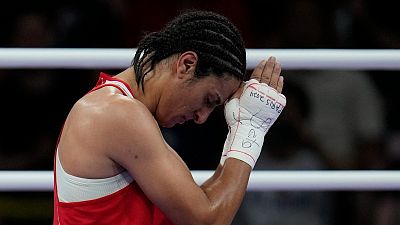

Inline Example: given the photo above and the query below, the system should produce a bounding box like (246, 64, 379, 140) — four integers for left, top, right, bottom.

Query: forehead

(195, 74, 241, 99)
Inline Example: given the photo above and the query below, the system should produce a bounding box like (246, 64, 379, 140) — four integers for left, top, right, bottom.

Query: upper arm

(103, 99, 214, 225)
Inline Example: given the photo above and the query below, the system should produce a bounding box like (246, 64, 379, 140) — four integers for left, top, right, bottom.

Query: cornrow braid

(132, 10, 247, 91)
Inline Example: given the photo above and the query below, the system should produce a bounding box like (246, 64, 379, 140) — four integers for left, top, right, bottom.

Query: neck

(115, 67, 161, 115)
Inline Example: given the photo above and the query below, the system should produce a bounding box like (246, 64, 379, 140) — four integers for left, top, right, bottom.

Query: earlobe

(177, 51, 198, 79)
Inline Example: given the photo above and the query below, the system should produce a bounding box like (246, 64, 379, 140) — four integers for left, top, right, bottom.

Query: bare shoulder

(73, 90, 160, 150)
(77, 91, 177, 178)
(59, 89, 163, 177)
(102, 94, 162, 145)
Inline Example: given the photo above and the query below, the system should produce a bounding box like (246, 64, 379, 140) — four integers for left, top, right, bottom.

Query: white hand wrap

(220, 79, 286, 168)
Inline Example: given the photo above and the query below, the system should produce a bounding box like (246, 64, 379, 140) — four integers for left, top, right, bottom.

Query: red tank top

(53, 73, 174, 225)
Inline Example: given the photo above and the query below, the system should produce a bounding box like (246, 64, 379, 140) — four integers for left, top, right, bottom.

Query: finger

(269, 61, 281, 89)
(261, 56, 276, 85)
(250, 60, 267, 81)
(276, 76, 284, 93)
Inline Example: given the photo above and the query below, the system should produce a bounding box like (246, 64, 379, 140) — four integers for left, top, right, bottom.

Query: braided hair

(132, 10, 247, 90)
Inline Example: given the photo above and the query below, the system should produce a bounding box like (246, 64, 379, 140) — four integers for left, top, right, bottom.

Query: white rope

(1, 48, 399, 192)
(1, 170, 400, 191)
(1, 48, 400, 70)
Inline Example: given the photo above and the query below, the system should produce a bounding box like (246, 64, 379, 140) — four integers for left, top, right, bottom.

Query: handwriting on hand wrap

(249, 90, 284, 113)
(250, 110, 272, 132)
(242, 128, 260, 149)
(232, 85, 284, 149)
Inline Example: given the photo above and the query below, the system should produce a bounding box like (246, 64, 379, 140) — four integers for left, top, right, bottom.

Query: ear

(176, 51, 198, 79)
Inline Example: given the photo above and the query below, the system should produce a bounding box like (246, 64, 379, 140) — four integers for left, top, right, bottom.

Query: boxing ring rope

(1, 48, 400, 70)
(1, 171, 400, 192)
(1, 48, 400, 192)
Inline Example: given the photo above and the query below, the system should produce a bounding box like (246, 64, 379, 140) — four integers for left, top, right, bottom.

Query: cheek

(176, 89, 199, 111)
(155, 97, 175, 123)
(161, 86, 203, 120)
(158, 97, 186, 120)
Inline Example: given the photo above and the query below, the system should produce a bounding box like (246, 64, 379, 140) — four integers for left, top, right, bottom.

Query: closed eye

(205, 93, 222, 108)
(215, 93, 222, 106)
(205, 97, 214, 108)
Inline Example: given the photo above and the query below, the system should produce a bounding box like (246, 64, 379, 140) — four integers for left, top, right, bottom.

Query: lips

(177, 115, 191, 125)
(168, 114, 193, 127)
(176, 117, 183, 124)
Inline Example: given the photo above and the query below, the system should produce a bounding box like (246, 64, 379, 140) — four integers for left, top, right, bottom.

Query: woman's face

(156, 74, 241, 128)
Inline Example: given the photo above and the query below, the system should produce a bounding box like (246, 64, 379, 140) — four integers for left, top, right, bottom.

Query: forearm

(201, 164, 223, 189)
(196, 71, 286, 224)
(200, 158, 251, 225)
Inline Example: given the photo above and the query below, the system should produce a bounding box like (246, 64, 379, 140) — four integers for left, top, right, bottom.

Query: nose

(193, 107, 213, 124)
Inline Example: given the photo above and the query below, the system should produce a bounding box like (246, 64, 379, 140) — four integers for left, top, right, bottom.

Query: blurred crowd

(0, 0, 399, 224)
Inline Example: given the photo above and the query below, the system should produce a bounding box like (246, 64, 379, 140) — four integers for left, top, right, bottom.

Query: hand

(232, 56, 284, 99)
(220, 56, 286, 168)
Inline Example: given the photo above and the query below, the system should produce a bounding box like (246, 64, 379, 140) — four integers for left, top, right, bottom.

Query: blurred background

(0, 0, 399, 224)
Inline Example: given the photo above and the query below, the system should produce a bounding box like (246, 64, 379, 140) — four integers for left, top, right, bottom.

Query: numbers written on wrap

(242, 128, 260, 149)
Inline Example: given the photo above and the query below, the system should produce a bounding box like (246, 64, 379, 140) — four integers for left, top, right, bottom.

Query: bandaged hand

(220, 57, 286, 168)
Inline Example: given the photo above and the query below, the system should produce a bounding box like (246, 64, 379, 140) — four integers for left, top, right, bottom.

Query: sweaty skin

(57, 53, 283, 225)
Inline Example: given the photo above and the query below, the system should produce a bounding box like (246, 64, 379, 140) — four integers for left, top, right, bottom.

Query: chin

(161, 123, 174, 128)
(158, 119, 176, 128)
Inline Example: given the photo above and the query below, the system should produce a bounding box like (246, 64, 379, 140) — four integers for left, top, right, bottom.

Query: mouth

(163, 115, 192, 128)
(177, 114, 194, 125)
(163, 116, 185, 128)
(178, 116, 186, 125)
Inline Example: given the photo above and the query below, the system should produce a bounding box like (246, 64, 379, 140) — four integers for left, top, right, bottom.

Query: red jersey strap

(90, 72, 135, 98)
